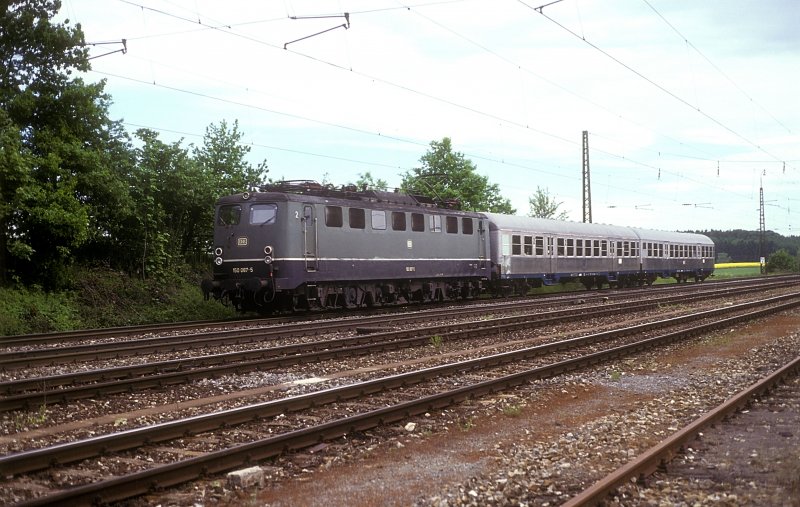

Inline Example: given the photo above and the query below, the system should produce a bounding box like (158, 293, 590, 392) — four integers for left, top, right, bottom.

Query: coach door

(302, 204, 318, 271)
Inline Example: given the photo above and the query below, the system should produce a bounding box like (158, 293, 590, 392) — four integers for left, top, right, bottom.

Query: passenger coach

(485, 213, 714, 292)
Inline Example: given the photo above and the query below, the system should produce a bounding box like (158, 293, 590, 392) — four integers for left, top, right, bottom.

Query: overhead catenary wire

(92, 0, 796, 225)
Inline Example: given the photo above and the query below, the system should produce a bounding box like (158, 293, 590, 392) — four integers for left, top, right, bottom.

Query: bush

(766, 249, 798, 273)
(0, 287, 80, 336)
(0, 265, 237, 336)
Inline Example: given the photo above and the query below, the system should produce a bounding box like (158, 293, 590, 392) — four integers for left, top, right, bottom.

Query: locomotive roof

(484, 213, 713, 244)
(216, 181, 484, 217)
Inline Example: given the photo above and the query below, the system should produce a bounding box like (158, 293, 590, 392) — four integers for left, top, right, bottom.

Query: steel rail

(1, 279, 791, 371)
(12, 296, 800, 507)
(1, 287, 789, 410)
(2, 275, 793, 349)
(561, 354, 800, 507)
(3, 294, 799, 481)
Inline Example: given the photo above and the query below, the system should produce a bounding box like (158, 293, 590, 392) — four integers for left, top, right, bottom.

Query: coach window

(502, 234, 511, 255)
(535, 236, 544, 256)
(576, 239, 583, 257)
(557, 238, 565, 256)
(594, 240, 600, 257)
(325, 206, 343, 227)
(524, 236, 533, 255)
(601, 240, 608, 257)
(446, 216, 458, 234)
(349, 208, 365, 229)
(411, 213, 425, 232)
(616, 242, 623, 257)
(391, 212, 407, 231)
(371, 210, 386, 230)
(430, 215, 442, 233)
(462, 218, 473, 234)
(566, 238, 574, 257)
(218, 204, 242, 226)
(511, 235, 522, 255)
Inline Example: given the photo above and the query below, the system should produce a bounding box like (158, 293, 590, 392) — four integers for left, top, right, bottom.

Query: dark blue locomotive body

(202, 181, 715, 313)
(202, 181, 489, 312)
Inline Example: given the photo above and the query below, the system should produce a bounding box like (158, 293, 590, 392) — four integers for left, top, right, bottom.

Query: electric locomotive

(202, 180, 490, 313)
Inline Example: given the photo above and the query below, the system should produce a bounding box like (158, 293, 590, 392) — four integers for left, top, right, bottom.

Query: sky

(57, 0, 800, 234)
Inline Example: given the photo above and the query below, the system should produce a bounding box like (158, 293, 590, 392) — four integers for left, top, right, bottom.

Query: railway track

(0, 281, 794, 411)
(3, 275, 795, 351)
(563, 353, 800, 506)
(3, 291, 799, 505)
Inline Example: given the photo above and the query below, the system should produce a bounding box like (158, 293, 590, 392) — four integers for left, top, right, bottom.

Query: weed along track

(1, 280, 800, 505)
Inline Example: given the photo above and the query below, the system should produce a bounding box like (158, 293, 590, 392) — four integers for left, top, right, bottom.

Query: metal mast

(759, 182, 765, 274)
(582, 130, 592, 223)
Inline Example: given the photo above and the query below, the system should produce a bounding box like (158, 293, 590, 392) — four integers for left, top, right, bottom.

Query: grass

(502, 404, 522, 417)
(429, 334, 443, 348)
(712, 265, 762, 279)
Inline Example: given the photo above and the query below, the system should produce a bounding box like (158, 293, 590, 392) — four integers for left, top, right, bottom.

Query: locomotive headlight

(214, 256, 224, 266)
(264, 245, 274, 255)
(214, 247, 223, 256)
(264, 255, 273, 265)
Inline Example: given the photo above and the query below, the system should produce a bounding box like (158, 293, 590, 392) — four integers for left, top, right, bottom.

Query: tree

(766, 248, 797, 273)
(1, 0, 131, 287)
(400, 138, 514, 214)
(352, 171, 388, 191)
(528, 186, 569, 220)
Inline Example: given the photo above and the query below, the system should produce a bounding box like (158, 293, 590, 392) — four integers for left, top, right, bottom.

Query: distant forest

(690, 230, 800, 263)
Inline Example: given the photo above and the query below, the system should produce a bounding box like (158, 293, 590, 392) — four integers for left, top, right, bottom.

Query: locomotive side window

(349, 208, 365, 229)
(218, 205, 242, 226)
(249, 204, 277, 225)
(430, 215, 442, 233)
(535, 236, 544, 256)
(391, 212, 406, 231)
(462, 218, 473, 235)
(446, 216, 458, 234)
(371, 210, 386, 230)
(524, 236, 533, 255)
(325, 206, 343, 227)
(512, 235, 521, 255)
(411, 213, 425, 232)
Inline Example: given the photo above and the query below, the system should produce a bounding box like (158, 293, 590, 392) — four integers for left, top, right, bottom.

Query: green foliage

(702, 229, 800, 263)
(528, 186, 569, 220)
(0, 268, 236, 336)
(0, 286, 80, 335)
(351, 171, 388, 191)
(400, 138, 515, 214)
(766, 248, 798, 273)
(429, 334, 444, 348)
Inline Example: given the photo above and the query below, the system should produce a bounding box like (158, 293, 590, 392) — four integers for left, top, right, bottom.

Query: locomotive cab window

(349, 208, 365, 229)
(249, 204, 277, 225)
(411, 213, 425, 232)
(325, 206, 343, 227)
(218, 205, 242, 226)
(371, 210, 386, 230)
(392, 212, 406, 231)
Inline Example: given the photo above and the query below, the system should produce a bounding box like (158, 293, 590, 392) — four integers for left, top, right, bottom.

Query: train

(201, 180, 715, 313)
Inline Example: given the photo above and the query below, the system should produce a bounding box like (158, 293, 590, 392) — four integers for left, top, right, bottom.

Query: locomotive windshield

(217, 205, 242, 226)
(250, 203, 277, 225)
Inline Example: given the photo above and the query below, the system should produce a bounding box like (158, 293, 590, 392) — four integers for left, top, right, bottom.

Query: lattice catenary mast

(582, 130, 592, 223)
